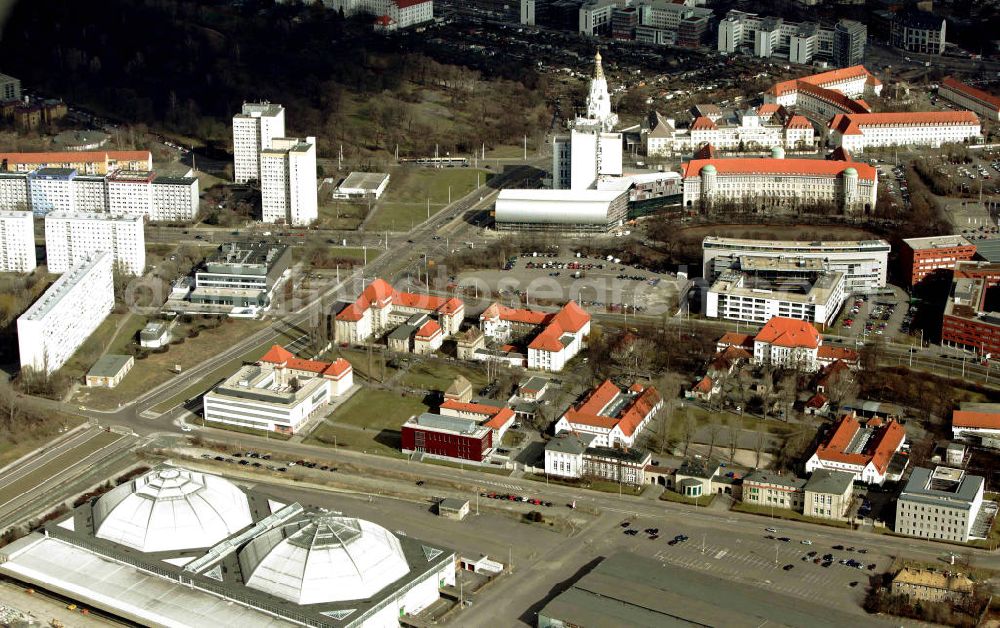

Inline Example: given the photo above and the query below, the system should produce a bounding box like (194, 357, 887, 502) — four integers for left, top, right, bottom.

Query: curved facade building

(681, 157, 877, 214)
(495, 188, 628, 233)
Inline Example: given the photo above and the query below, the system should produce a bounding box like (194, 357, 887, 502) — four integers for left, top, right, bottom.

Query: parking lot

(456, 251, 684, 316)
(615, 517, 881, 611)
(833, 289, 918, 344)
(876, 163, 910, 208)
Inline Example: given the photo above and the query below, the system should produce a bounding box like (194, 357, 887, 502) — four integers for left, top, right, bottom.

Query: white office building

(717, 10, 866, 67)
(45, 211, 146, 276)
(322, 0, 433, 29)
(17, 252, 114, 374)
(702, 236, 890, 293)
(896, 466, 986, 543)
(829, 111, 982, 152)
(232, 102, 285, 184)
(706, 266, 847, 327)
(261, 136, 317, 226)
(0, 210, 36, 272)
(647, 106, 816, 157)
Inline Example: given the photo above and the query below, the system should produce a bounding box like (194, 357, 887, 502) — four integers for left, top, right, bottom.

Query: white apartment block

(45, 211, 146, 276)
(0, 173, 29, 212)
(261, 136, 317, 226)
(150, 176, 199, 222)
(17, 252, 114, 374)
(27, 168, 76, 216)
(73, 175, 108, 212)
(0, 170, 197, 222)
(829, 111, 982, 152)
(106, 170, 155, 216)
(0, 211, 36, 272)
(702, 236, 890, 293)
(681, 158, 878, 214)
(232, 102, 285, 184)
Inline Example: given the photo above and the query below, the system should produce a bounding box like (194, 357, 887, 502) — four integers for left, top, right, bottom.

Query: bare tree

(726, 417, 740, 464)
(823, 367, 858, 413)
(611, 337, 655, 380)
(753, 427, 766, 469)
(679, 409, 697, 457)
(777, 373, 798, 422)
(706, 419, 721, 460)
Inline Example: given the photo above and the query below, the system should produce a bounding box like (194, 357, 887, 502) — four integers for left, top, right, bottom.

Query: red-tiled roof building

(0, 150, 152, 175)
(938, 77, 1000, 122)
(829, 111, 981, 152)
(334, 277, 464, 348)
(680, 155, 877, 214)
(805, 412, 907, 484)
(554, 380, 663, 448)
(480, 301, 590, 372)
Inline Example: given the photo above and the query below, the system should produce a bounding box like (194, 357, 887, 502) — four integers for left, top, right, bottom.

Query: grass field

(659, 490, 717, 507)
(306, 388, 430, 459)
(147, 325, 300, 414)
(201, 420, 293, 441)
(321, 389, 429, 430)
(316, 200, 367, 231)
(731, 502, 851, 528)
(77, 319, 273, 412)
(524, 473, 643, 496)
(366, 167, 489, 232)
(0, 430, 121, 507)
(398, 360, 489, 391)
(0, 415, 85, 471)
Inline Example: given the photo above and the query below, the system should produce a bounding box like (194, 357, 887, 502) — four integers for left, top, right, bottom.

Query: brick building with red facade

(941, 261, 1000, 358)
(900, 235, 977, 286)
(401, 413, 493, 463)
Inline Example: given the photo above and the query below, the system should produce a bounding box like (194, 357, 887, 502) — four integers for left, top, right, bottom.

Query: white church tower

(577, 50, 618, 132)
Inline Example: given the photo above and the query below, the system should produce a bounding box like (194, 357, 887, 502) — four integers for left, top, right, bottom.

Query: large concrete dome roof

(93, 466, 253, 553)
(239, 514, 411, 605)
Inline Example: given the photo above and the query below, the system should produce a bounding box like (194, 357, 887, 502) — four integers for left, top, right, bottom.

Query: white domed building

(0, 465, 457, 627)
(93, 467, 254, 552)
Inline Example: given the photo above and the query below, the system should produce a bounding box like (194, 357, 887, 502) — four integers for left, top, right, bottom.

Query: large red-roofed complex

(681, 155, 877, 213)
(480, 301, 591, 372)
(334, 278, 464, 348)
(554, 380, 663, 448)
(765, 65, 882, 120)
(260, 344, 354, 396)
(829, 111, 981, 152)
(805, 412, 907, 485)
(938, 77, 1000, 122)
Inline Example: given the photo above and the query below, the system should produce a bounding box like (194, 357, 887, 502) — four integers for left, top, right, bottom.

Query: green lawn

(659, 489, 716, 507)
(366, 168, 489, 232)
(731, 502, 851, 528)
(0, 414, 85, 470)
(398, 360, 488, 391)
(323, 348, 401, 383)
(321, 388, 430, 430)
(424, 458, 512, 476)
(524, 473, 644, 496)
(316, 201, 366, 230)
(201, 420, 293, 441)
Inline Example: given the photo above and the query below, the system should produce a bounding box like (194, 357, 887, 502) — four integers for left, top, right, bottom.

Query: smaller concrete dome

(701, 164, 717, 174)
(842, 167, 857, 176)
(239, 514, 411, 605)
(771, 146, 785, 159)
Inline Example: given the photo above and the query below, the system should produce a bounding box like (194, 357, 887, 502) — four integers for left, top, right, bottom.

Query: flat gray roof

(804, 469, 854, 495)
(900, 466, 984, 509)
(87, 354, 132, 378)
(339, 172, 389, 191)
(546, 432, 596, 455)
(539, 552, 891, 628)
